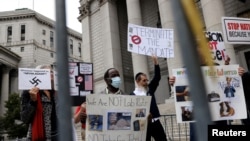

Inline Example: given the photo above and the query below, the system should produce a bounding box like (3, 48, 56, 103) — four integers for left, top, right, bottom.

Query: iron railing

(158, 114, 190, 141)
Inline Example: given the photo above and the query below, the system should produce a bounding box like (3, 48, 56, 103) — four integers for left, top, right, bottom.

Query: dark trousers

(146, 119, 167, 141)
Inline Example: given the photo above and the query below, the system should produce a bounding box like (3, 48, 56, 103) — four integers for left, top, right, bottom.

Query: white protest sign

(127, 23, 174, 58)
(18, 68, 51, 90)
(173, 65, 247, 123)
(221, 17, 250, 44)
(85, 94, 151, 141)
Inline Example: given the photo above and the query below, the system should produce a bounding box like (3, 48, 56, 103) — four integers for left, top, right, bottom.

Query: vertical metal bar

(55, 0, 73, 140)
(170, 1, 213, 141)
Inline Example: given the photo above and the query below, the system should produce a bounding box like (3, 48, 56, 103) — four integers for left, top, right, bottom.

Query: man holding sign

(131, 55, 167, 141)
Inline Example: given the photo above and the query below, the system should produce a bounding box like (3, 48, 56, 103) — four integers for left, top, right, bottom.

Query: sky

(0, 0, 82, 33)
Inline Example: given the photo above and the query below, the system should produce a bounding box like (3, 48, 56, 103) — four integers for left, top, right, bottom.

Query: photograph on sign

(107, 112, 131, 130)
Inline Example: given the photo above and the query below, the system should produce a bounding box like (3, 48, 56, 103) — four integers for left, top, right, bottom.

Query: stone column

(10, 69, 19, 94)
(200, 0, 237, 64)
(126, 0, 149, 78)
(78, 0, 91, 62)
(0, 66, 10, 116)
(158, 0, 183, 76)
(99, 0, 125, 90)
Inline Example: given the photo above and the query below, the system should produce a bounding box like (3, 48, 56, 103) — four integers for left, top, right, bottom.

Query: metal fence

(158, 114, 190, 141)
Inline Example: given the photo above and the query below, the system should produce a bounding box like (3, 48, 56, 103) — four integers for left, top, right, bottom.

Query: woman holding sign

(20, 64, 58, 141)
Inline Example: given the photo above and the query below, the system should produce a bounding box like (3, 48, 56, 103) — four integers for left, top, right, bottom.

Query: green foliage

(0, 93, 28, 138)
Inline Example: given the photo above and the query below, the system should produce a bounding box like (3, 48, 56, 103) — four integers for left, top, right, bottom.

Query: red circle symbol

(131, 35, 141, 45)
(77, 76, 83, 82)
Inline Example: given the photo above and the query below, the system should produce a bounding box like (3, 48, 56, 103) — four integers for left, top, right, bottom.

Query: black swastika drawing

(29, 77, 42, 86)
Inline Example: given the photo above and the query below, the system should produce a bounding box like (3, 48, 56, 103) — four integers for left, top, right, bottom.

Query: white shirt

(133, 87, 147, 96)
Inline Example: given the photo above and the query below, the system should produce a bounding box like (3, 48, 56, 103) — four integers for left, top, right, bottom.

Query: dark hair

(104, 68, 115, 80)
(135, 72, 144, 81)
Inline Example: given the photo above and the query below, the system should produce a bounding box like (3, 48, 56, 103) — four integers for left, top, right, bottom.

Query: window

(20, 47, 24, 52)
(78, 43, 82, 57)
(21, 25, 25, 41)
(156, 11, 162, 28)
(50, 31, 54, 47)
(70, 46, 73, 55)
(42, 29, 46, 35)
(50, 52, 54, 58)
(43, 40, 46, 45)
(7, 26, 12, 42)
(69, 39, 73, 55)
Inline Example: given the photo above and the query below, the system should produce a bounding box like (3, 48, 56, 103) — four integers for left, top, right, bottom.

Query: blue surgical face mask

(111, 76, 121, 88)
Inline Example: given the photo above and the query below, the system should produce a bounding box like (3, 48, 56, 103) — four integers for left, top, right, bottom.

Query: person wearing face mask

(130, 55, 167, 141)
(100, 68, 125, 94)
(74, 68, 125, 140)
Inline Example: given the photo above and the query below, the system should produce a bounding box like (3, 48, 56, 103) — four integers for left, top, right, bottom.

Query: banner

(172, 65, 247, 123)
(85, 94, 151, 141)
(127, 23, 174, 58)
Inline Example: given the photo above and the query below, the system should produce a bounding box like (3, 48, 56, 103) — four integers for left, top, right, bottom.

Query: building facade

(0, 8, 83, 116)
(78, 0, 250, 104)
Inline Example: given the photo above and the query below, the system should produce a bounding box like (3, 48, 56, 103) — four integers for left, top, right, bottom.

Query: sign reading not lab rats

(127, 23, 174, 58)
(221, 17, 250, 44)
(18, 68, 51, 90)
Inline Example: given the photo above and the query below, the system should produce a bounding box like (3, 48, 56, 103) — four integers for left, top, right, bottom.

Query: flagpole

(32, 0, 34, 10)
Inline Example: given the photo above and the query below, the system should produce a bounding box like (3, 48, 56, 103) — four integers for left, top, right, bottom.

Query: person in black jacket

(131, 55, 167, 141)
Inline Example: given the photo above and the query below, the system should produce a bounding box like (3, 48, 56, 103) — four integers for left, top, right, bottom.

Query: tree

(0, 93, 28, 139)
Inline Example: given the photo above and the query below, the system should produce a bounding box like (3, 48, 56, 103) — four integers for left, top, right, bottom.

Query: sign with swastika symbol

(18, 68, 51, 90)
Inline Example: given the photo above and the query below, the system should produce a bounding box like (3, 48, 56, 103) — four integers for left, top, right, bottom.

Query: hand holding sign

(29, 87, 39, 101)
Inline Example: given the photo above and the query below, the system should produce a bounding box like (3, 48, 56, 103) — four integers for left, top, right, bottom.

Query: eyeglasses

(142, 79, 148, 82)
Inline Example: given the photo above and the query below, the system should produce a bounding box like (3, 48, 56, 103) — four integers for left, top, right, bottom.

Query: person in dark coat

(131, 55, 167, 141)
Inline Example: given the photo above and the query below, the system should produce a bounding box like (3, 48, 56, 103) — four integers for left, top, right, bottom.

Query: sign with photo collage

(70, 62, 93, 106)
(54, 62, 93, 106)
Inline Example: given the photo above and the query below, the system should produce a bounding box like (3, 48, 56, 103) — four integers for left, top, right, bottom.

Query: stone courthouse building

(0, 9, 82, 116)
(0, 0, 249, 140)
(78, 0, 250, 100)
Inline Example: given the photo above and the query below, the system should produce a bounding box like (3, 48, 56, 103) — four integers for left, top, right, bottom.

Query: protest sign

(54, 62, 93, 106)
(127, 23, 174, 58)
(221, 17, 250, 44)
(172, 65, 247, 123)
(204, 31, 228, 65)
(85, 94, 151, 141)
(18, 68, 51, 90)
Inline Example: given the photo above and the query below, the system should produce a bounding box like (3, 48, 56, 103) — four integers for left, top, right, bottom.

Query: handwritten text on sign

(127, 23, 174, 58)
(85, 94, 151, 141)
